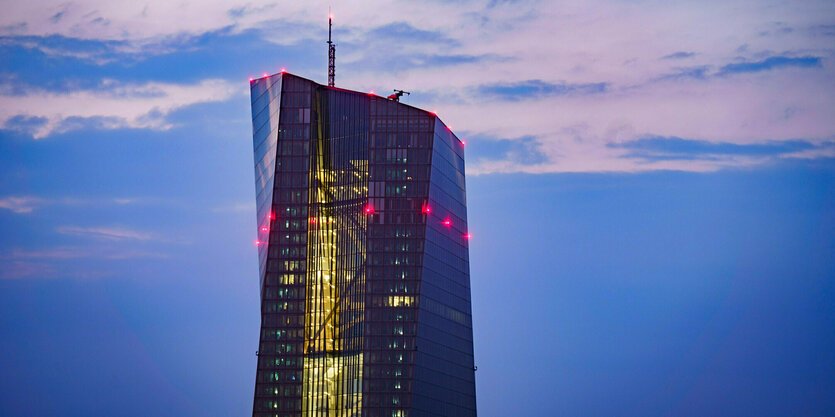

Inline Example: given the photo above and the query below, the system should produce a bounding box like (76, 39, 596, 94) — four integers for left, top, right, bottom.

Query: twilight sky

(1, 1, 833, 416)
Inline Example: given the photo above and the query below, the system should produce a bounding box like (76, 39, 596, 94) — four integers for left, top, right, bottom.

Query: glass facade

(250, 72, 476, 417)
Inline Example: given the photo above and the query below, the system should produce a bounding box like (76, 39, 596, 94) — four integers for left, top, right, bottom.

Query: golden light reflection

(302, 110, 367, 417)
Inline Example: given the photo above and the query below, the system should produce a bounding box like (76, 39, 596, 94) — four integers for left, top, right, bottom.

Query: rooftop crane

(387, 89, 410, 102)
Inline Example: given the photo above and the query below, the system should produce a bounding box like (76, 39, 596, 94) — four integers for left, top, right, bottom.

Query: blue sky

(1, 1, 834, 416)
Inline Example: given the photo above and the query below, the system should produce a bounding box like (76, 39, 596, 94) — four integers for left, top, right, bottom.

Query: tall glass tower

(250, 72, 476, 417)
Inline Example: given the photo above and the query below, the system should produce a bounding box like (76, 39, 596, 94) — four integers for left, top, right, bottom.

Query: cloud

(808, 24, 835, 37)
(0, 247, 167, 279)
(1, 35, 123, 65)
(0, 260, 55, 279)
(610, 137, 825, 162)
(0, 78, 242, 138)
(368, 22, 458, 46)
(6, 246, 168, 260)
(113, 198, 140, 205)
(0, 196, 45, 213)
(662, 51, 696, 60)
(478, 80, 607, 101)
(2, 115, 48, 135)
(227, 4, 278, 20)
(54, 224, 190, 244)
(212, 202, 256, 213)
(466, 134, 548, 165)
(336, 20, 511, 73)
(56, 226, 154, 241)
(654, 55, 822, 82)
(655, 66, 711, 81)
(1, 0, 834, 173)
(718, 56, 823, 75)
(0, 1, 490, 45)
(444, 63, 834, 174)
(0, 195, 153, 213)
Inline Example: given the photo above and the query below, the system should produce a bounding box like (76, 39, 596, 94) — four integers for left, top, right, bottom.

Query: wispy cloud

(55, 226, 154, 241)
(478, 80, 607, 101)
(6, 246, 168, 260)
(212, 202, 256, 213)
(662, 51, 696, 60)
(0, 247, 168, 279)
(610, 136, 825, 162)
(0, 260, 55, 279)
(0, 78, 242, 138)
(367, 22, 459, 47)
(654, 65, 711, 81)
(1, 0, 833, 173)
(0, 195, 152, 213)
(1, 35, 125, 65)
(718, 56, 823, 75)
(0, 196, 45, 213)
(466, 134, 548, 165)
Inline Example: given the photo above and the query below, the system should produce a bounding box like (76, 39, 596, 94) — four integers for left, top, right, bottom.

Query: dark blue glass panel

(250, 75, 282, 289)
(411, 118, 476, 416)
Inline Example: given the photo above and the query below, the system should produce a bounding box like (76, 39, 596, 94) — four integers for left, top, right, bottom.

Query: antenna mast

(327, 11, 335, 87)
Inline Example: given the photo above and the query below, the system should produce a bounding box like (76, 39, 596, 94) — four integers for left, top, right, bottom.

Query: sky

(0, 1, 833, 416)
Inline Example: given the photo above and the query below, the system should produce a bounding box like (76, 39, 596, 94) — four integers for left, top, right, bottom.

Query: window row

(367, 224, 424, 239)
(256, 383, 302, 397)
(257, 355, 302, 369)
(263, 287, 304, 300)
(370, 132, 433, 148)
(263, 301, 304, 312)
(369, 115, 432, 131)
(267, 259, 306, 273)
(263, 273, 305, 286)
(364, 365, 413, 378)
(279, 107, 310, 124)
(370, 166, 431, 181)
(277, 124, 310, 141)
(268, 246, 307, 258)
(269, 232, 307, 245)
(367, 281, 416, 294)
(364, 322, 416, 336)
(368, 295, 415, 308)
(258, 342, 303, 356)
(371, 149, 432, 164)
(261, 313, 305, 327)
(368, 253, 422, 266)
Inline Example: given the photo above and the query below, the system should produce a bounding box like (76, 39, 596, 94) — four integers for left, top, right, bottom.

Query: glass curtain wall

(251, 73, 476, 417)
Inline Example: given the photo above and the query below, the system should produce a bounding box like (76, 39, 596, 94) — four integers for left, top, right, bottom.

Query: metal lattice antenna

(328, 11, 335, 87)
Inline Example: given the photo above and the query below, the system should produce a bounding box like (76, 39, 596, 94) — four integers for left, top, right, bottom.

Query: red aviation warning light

(262, 73, 268, 78)
(421, 204, 432, 214)
(442, 218, 452, 227)
(261, 226, 269, 232)
(309, 217, 317, 224)
(281, 67, 286, 73)
(269, 211, 275, 220)
(364, 205, 375, 214)
(255, 240, 262, 246)
(464, 232, 472, 240)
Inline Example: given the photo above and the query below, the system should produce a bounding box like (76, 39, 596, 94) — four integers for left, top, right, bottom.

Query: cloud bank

(1, 0, 833, 173)
(0, 78, 242, 138)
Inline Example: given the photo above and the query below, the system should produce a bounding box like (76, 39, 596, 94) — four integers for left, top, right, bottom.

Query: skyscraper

(250, 72, 476, 417)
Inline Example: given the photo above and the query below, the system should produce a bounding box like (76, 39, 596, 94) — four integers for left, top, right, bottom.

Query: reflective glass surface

(250, 73, 476, 417)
